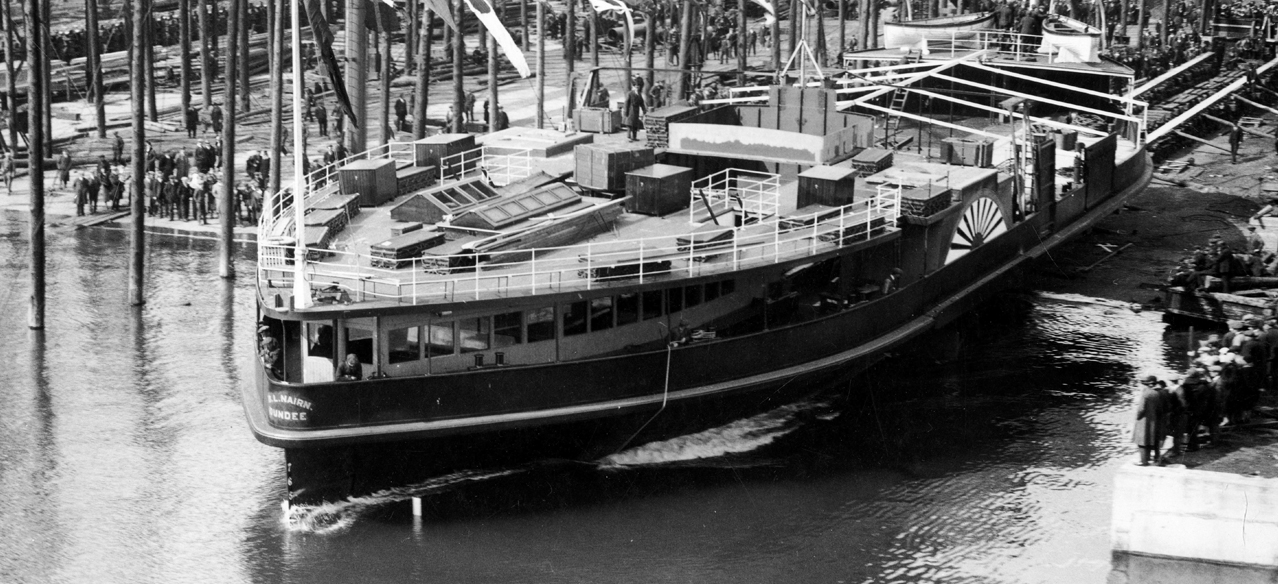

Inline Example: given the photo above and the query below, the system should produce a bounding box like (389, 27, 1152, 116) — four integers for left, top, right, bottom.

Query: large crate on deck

(625, 164, 692, 217)
(370, 228, 446, 269)
(421, 236, 486, 274)
(413, 133, 476, 169)
(798, 165, 857, 208)
(940, 138, 993, 167)
(339, 159, 398, 207)
(574, 142, 655, 191)
(851, 148, 894, 176)
(312, 193, 361, 220)
(574, 107, 622, 133)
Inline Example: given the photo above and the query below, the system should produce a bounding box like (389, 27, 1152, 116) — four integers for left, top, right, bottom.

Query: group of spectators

(1166, 230, 1272, 293)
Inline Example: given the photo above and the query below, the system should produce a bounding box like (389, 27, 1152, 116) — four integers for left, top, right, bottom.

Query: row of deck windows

(386, 279, 735, 363)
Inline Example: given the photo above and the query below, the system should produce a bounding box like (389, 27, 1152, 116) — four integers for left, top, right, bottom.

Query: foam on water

(596, 399, 829, 468)
(284, 468, 524, 534)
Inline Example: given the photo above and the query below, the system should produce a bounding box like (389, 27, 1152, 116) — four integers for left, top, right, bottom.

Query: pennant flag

(589, 0, 635, 54)
(463, 0, 532, 77)
(422, 0, 458, 32)
(306, 0, 359, 128)
(364, 0, 402, 32)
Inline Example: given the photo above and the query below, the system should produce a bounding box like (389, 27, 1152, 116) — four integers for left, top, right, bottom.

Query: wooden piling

(87, 0, 106, 137)
(145, 12, 157, 122)
(3, 0, 17, 152)
(643, 7, 655, 93)
(239, 0, 249, 113)
(26, 0, 45, 328)
(128, 0, 147, 306)
(413, 8, 431, 139)
(589, 1, 598, 67)
(220, 0, 238, 280)
(488, 3, 498, 134)
(41, 0, 50, 158)
(452, 0, 464, 133)
(737, 0, 746, 85)
(676, 0, 692, 99)
(838, 0, 845, 60)
(179, 0, 190, 119)
(345, 0, 368, 153)
(199, 0, 211, 107)
(771, 5, 780, 72)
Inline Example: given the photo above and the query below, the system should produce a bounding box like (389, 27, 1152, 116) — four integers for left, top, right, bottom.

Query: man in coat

(624, 85, 646, 141)
(394, 96, 408, 133)
(57, 149, 72, 188)
(1133, 375, 1166, 465)
(316, 101, 329, 137)
(185, 106, 199, 138)
(112, 132, 125, 165)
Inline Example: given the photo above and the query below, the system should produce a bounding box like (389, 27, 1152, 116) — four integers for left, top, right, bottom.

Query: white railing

(689, 169, 781, 224)
(844, 29, 1065, 67)
(439, 146, 533, 187)
(257, 188, 904, 306)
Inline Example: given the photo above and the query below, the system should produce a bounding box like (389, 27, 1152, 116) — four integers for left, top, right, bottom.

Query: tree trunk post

(239, 0, 249, 112)
(269, 0, 282, 202)
(414, 8, 432, 139)
(220, 0, 238, 280)
(644, 9, 655, 91)
(179, 0, 191, 127)
(129, 0, 148, 305)
(488, 1, 498, 133)
(145, 11, 158, 121)
(452, 0, 464, 133)
(346, 0, 368, 153)
(26, 0, 45, 327)
(676, 0, 693, 99)
(3, 0, 17, 152)
(379, 10, 391, 145)
(86, 0, 107, 137)
(199, 0, 211, 108)
(536, 0, 544, 128)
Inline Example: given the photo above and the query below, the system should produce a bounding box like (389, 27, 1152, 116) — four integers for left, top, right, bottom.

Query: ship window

(590, 297, 614, 331)
(617, 293, 639, 326)
(667, 287, 684, 313)
(685, 285, 702, 308)
(346, 326, 375, 365)
(458, 318, 490, 353)
(705, 281, 722, 301)
(388, 326, 422, 363)
(494, 312, 523, 347)
(722, 279, 736, 295)
(425, 322, 455, 357)
(563, 301, 589, 336)
(642, 289, 663, 320)
(527, 307, 556, 343)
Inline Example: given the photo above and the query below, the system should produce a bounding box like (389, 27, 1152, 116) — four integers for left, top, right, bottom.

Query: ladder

(884, 89, 909, 148)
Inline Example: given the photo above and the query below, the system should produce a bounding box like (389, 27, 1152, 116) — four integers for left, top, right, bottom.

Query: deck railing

(257, 185, 902, 305)
(689, 169, 781, 223)
(843, 29, 1076, 67)
(439, 146, 533, 187)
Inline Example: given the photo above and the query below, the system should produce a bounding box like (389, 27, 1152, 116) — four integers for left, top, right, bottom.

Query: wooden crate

(625, 164, 692, 217)
(798, 165, 857, 208)
(940, 138, 993, 167)
(421, 236, 484, 274)
(574, 142, 656, 191)
(851, 148, 893, 175)
(370, 229, 446, 269)
(575, 107, 622, 133)
(304, 208, 348, 234)
(312, 193, 361, 219)
(413, 133, 476, 169)
(339, 159, 399, 207)
(390, 222, 423, 237)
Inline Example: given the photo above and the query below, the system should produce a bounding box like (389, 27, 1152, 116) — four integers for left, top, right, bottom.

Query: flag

(365, 0, 402, 32)
(589, 0, 635, 54)
(306, 0, 358, 128)
(463, 0, 531, 77)
(749, 0, 776, 24)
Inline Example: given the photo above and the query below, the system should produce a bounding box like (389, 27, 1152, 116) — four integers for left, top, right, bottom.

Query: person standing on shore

(1133, 375, 1166, 466)
(57, 150, 72, 189)
(1, 152, 13, 194)
(113, 132, 125, 165)
(316, 102, 329, 137)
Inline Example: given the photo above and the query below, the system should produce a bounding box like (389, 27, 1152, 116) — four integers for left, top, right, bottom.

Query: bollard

(412, 497, 422, 516)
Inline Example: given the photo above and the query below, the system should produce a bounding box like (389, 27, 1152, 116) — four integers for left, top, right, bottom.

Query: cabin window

(590, 297, 614, 331)
(346, 326, 375, 365)
(642, 289, 663, 320)
(388, 326, 422, 364)
(685, 285, 702, 308)
(722, 279, 736, 295)
(705, 281, 721, 301)
(458, 318, 490, 353)
(527, 307, 555, 343)
(667, 287, 684, 313)
(426, 322, 455, 357)
(617, 293, 640, 326)
(306, 323, 336, 360)
(494, 312, 523, 347)
(563, 301, 589, 336)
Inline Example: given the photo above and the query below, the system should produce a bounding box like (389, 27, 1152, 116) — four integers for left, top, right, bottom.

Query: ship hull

(245, 152, 1152, 504)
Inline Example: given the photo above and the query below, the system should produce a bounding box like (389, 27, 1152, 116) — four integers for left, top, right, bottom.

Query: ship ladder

(885, 89, 909, 148)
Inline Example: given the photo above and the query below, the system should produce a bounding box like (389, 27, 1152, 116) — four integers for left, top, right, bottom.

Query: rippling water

(0, 214, 1188, 584)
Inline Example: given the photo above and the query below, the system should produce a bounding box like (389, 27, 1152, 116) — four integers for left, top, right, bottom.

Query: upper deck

(258, 55, 1148, 315)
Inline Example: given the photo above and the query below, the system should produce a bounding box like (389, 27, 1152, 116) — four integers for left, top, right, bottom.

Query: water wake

(597, 399, 829, 469)
(284, 468, 524, 534)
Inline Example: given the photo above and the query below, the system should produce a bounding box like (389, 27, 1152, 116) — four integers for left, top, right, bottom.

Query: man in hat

(1182, 368, 1219, 451)
(112, 132, 125, 165)
(1230, 122, 1243, 164)
(1248, 225, 1265, 254)
(1133, 375, 1166, 465)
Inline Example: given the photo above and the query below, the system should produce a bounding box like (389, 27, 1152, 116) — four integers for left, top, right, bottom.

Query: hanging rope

(613, 338, 674, 454)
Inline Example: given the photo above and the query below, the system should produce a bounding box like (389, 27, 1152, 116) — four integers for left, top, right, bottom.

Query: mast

(128, 0, 147, 305)
(26, 0, 45, 328)
(536, 0, 544, 128)
(269, 0, 282, 198)
(292, 0, 310, 308)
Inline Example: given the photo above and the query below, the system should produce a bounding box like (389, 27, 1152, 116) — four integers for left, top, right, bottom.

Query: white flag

(463, 0, 532, 77)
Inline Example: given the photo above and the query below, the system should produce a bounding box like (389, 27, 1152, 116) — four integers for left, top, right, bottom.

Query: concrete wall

(1112, 465, 1278, 568)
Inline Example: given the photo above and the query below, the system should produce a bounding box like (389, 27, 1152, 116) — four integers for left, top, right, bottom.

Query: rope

(613, 338, 673, 454)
